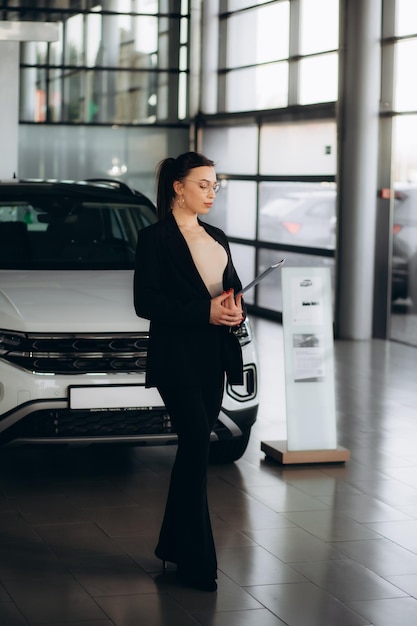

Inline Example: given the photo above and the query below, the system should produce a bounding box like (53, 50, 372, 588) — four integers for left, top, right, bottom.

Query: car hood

(0, 270, 150, 333)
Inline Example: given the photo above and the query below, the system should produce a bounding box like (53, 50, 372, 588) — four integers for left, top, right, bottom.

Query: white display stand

(261, 266, 349, 465)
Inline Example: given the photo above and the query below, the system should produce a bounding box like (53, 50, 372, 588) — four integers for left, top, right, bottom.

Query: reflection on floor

(1, 318, 417, 625)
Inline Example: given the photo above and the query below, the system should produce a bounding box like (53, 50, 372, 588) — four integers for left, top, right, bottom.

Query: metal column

(335, 0, 382, 339)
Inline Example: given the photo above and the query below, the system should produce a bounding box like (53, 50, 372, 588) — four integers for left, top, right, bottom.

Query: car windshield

(0, 195, 156, 270)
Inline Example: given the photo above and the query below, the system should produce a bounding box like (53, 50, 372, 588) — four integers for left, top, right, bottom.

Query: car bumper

(0, 361, 258, 447)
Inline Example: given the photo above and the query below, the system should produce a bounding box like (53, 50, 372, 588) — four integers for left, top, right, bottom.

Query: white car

(0, 179, 258, 462)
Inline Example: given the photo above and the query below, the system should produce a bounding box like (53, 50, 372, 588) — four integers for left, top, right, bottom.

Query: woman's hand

(209, 289, 244, 326)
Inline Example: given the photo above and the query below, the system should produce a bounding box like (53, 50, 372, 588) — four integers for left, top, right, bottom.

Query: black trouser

(155, 372, 224, 581)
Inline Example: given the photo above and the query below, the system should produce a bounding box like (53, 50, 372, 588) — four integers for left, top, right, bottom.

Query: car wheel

(209, 428, 251, 464)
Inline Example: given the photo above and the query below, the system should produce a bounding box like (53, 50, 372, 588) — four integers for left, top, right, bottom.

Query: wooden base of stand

(261, 440, 350, 465)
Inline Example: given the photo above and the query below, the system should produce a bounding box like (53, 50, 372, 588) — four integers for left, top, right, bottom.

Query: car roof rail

(83, 178, 137, 196)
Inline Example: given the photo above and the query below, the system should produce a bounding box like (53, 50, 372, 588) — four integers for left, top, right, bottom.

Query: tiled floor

(1, 318, 417, 625)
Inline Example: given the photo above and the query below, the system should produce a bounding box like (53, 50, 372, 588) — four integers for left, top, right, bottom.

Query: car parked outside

(258, 182, 416, 304)
(0, 179, 258, 462)
(258, 187, 337, 249)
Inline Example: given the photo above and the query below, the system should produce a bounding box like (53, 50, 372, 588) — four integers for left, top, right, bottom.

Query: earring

(178, 196, 184, 208)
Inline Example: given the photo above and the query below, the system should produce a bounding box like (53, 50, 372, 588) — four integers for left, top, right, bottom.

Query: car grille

(2, 407, 173, 442)
(0, 332, 149, 374)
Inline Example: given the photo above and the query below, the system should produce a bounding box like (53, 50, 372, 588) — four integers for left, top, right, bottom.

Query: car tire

(209, 428, 251, 464)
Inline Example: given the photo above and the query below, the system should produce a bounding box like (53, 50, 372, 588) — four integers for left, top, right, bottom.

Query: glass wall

(215, 0, 338, 113)
(221, 1, 290, 112)
(202, 120, 336, 312)
(298, 0, 338, 104)
(13, 0, 188, 124)
(200, 0, 417, 342)
(8, 0, 191, 190)
(387, 0, 417, 346)
(382, 0, 417, 346)
(18, 125, 189, 201)
(201, 0, 339, 317)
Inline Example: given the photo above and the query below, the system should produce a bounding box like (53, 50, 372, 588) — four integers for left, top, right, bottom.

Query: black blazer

(133, 212, 244, 389)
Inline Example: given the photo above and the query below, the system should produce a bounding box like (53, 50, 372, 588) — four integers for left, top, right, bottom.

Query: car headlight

(0, 330, 26, 355)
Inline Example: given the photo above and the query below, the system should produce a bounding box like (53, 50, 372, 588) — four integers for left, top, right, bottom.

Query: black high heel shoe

(155, 549, 176, 571)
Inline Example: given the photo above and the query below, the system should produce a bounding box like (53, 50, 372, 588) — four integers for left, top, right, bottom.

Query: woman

(133, 151, 245, 592)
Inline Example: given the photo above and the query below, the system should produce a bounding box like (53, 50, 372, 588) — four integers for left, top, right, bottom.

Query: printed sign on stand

(261, 267, 350, 465)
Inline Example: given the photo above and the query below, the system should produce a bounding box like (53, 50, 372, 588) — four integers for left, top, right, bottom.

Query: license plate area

(69, 385, 163, 411)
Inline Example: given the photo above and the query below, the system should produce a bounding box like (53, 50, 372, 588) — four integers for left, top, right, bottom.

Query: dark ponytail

(156, 151, 215, 220)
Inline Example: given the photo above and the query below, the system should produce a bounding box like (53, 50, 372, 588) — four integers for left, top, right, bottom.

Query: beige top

(179, 226, 227, 297)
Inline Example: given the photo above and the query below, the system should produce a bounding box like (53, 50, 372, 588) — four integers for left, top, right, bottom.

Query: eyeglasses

(186, 179, 221, 194)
